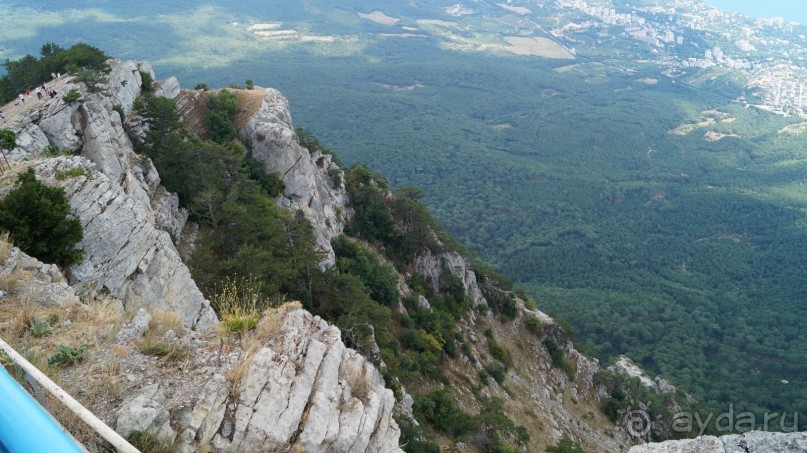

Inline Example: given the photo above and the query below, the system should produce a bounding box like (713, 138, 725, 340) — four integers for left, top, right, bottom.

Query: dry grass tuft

(138, 335, 190, 362)
(211, 275, 280, 335)
(147, 310, 183, 338)
(138, 310, 189, 362)
(347, 363, 370, 402)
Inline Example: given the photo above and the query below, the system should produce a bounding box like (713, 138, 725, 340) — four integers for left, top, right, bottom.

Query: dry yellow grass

(225, 301, 300, 390)
(0, 269, 125, 450)
(147, 309, 183, 338)
(233, 89, 268, 131)
(347, 363, 369, 402)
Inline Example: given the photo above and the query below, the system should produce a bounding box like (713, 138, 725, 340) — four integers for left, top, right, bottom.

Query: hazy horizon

(708, 0, 807, 24)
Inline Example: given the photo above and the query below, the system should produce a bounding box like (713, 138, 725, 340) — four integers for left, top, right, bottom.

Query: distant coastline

(708, 0, 806, 25)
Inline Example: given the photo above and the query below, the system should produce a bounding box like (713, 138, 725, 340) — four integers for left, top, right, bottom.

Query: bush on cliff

(206, 89, 238, 144)
(0, 168, 84, 267)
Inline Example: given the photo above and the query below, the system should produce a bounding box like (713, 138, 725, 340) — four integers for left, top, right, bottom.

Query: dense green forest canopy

(4, 0, 807, 430)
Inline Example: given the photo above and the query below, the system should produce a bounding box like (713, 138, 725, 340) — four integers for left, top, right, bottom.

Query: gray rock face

(116, 384, 175, 441)
(413, 249, 488, 306)
(179, 374, 230, 452)
(611, 356, 677, 394)
(0, 245, 78, 306)
(224, 307, 403, 453)
(33, 157, 216, 330)
(8, 123, 50, 160)
(107, 60, 149, 116)
(238, 88, 349, 267)
(2, 58, 208, 330)
(37, 99, 84, 151)
(629, 431, 807, 453)
(153, 76, 181, 100)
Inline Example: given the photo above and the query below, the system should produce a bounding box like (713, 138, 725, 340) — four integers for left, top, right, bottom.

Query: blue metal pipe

(0, 366, 84, 453)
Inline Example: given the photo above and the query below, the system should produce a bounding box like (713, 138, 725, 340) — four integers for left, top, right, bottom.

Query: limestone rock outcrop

(100, 303, 403, 452)
(611, 356, 677, 394)
(220, 307, 402, 453)
(0, 243, 78, 307)
(115, 383, 175, 441)
(33, 157, 216, 330)
(2, 59, 210, 330)
(629, 431, 807, 453)
(413, 249, 488, 307)
(238, 89, 349, 267)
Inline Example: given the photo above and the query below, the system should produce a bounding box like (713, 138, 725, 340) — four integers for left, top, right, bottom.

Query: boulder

(115, 384, 175, 441)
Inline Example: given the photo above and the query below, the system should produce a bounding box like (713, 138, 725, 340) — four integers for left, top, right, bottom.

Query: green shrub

(205, 89, 238, 144)
(55, 167, 86, 180)
(486, 361, 507, 384)
(245, 79, 255, 90)
(48, 343, 89, 367)
(63, 89, 83, 104)
(546, 436, 588, 453)
(414, 389, 475, 437)
(243, 150, 285, 197)
(210, 275, 274, 334)
(0, 129, 15, 153)
(328, 168, 342, 187)
(398, 418, 440, 453)
(112, 104, 126, 121)
(0, 168, 84, 267)
(333, 236, 399, 307)
(525, 316, 542, 335)
(544, 338, 565, 368)
(488, 340, 512, 368)
(43, 144, 71, 157)
(545, 338, 576, 379)
(478, 369, 490, 386)
(68, 65, 108, 94)
(140, 71, 154, 93)
(126, 431, 179, 453)
(28, 318, 53, 337)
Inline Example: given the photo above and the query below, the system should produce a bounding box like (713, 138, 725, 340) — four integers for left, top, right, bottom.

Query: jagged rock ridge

(5, 60, 215, 330)
(0, 59, 402, 451)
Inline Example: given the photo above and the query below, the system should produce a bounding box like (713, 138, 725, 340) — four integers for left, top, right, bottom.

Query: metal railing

(0, 337, 139, 453)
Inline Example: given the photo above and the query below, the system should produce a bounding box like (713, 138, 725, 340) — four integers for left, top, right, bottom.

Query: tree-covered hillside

(3, 0, 806, 433)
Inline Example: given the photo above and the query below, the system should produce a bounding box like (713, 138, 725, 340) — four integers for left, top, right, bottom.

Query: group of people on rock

(1, 73, 62, 123)
(14, 84, 58, 107)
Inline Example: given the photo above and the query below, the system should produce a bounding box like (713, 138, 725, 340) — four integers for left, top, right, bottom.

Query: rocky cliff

(0, 59, 401, 451)
(3, 59, 215, 330)
(174, 87, 349, 267)
(106, 303, 402, 453)
(238, 88, 349, 268)
(0, 240, 402, 451)
(2, 57, 796, 453)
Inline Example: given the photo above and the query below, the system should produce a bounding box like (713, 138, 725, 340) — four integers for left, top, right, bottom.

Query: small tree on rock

(0, 167, 84, 267)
